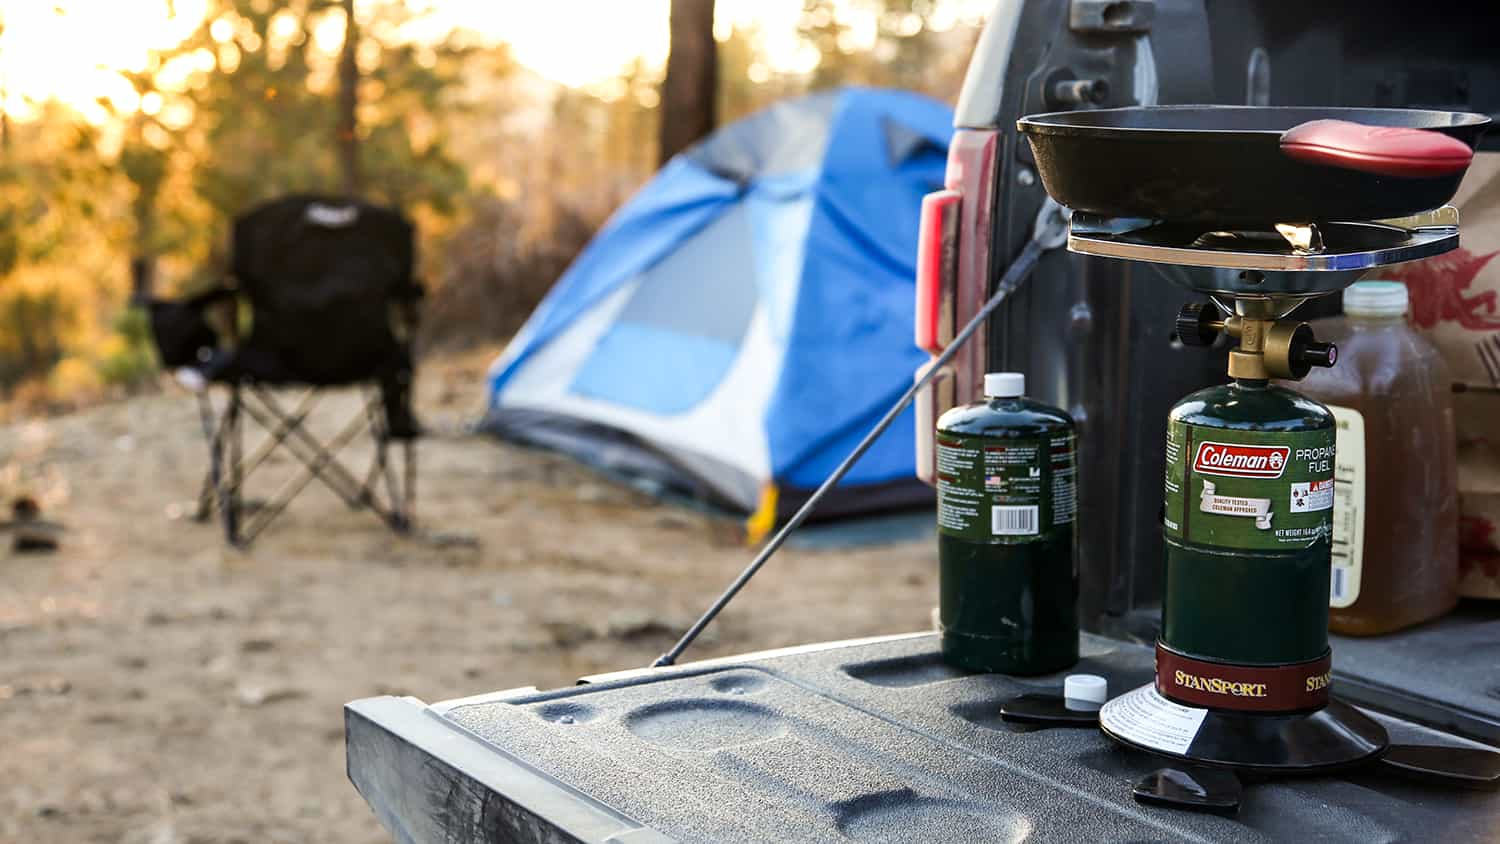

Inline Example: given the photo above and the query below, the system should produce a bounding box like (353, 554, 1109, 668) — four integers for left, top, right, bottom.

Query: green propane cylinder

(1160, 378, 1336, 704)
(936, 372, 1079, 675)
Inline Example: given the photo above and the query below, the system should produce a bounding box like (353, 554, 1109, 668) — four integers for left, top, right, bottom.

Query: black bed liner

(347, 626, 1500, 843)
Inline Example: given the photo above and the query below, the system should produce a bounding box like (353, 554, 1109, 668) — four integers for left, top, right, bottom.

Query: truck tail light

(915, 189, 961, 355)
(913, 359, 956, 486)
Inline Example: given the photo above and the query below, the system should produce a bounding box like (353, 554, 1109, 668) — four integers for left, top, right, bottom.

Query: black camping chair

(139, 195, 422, 548)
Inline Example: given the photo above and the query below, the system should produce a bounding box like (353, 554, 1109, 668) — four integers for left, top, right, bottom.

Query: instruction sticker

(936, 431, 1075, 544)
(1099, 685, 1207, 756)
(1327, 405, 1366, 608)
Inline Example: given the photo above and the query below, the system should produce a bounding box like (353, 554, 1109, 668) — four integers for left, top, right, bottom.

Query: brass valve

(1174, 303, 1337, 381)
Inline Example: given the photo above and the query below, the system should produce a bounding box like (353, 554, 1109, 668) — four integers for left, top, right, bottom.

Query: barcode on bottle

(1330, 566, 1348, 604)
(992, 505, 1038, 536)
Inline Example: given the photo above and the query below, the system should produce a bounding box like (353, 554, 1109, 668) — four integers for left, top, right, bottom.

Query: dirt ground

(0, 348, 936, 843)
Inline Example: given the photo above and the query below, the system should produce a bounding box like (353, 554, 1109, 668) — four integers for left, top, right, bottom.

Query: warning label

(1290, 478, 1335, 513)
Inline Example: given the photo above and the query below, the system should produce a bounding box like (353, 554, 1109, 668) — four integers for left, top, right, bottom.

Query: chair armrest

(182, 285, 238, 307)
(185, 285, 242, 346)
(139, 284, 242, 367)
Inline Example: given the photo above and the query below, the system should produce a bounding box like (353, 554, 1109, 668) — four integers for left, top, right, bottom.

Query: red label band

(1155, 643, 1331, 713)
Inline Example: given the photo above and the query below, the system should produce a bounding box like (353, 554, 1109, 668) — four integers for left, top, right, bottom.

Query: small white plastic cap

(984, 372, 1025, 399)
(1064, 674, 1108, 711)
(1343, 280, 1408, 318)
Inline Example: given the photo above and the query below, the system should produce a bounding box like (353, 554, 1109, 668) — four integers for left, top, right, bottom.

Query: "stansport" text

(1173, 670, 1267, 698)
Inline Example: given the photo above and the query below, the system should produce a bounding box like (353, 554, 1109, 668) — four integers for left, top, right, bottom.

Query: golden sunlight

(0, 0, 209, 123)
(0, 0, 989, 123)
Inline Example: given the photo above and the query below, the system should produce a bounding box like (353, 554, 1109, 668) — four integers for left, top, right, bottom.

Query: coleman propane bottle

(935, 372, 1079, 675)
(1160, 378, 1336, 693)
(1298, 281, 1460, 635)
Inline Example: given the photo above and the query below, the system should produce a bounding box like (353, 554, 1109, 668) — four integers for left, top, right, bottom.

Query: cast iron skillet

(1018, 106, 1490, 225)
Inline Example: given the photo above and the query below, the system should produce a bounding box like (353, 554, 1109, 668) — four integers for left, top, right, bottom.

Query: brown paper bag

(1456, 392, 1500, 597)
(1388, 153, 1500, 597)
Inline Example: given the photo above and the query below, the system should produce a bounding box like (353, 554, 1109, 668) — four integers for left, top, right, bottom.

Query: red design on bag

(1459, 514, 1500, 578)
(1390, 248, 1500, 330)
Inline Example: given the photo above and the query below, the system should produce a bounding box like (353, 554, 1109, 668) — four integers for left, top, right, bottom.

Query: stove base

(1100, 683, 1389, 773)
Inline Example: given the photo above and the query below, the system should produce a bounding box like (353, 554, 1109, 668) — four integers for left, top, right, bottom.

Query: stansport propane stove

(1012, 106, 1492, 782)
(1073, 210, 1462, 772)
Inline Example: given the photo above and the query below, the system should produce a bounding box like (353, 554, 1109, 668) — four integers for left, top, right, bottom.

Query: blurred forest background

(0, 0, 983, 415)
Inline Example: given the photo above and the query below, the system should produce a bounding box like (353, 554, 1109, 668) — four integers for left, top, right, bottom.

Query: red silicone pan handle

(1280, 119, 1473, 178)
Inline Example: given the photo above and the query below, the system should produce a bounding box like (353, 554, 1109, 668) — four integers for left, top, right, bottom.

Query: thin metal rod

(652, 238, 1047, 668)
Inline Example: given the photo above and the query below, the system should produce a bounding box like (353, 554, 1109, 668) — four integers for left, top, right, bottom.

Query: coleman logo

(1193, 442, 1290, 479)
(1173, 670, 1268, 698)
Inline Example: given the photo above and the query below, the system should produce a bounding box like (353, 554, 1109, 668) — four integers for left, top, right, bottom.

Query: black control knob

(1298, 341, 1338, 370)
(1175, 303, 1222, 347)
(1278, 324, 1338, 379)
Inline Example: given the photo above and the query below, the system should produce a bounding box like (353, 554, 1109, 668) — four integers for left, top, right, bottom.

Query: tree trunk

(337, 0, 360, 196)
(1, 64, 9, 155)
(658, 0, 717, 166)
(1, 14, 9, 156)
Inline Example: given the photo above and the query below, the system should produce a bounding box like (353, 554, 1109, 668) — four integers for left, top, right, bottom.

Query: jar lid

(1343, 280, 1408, 318)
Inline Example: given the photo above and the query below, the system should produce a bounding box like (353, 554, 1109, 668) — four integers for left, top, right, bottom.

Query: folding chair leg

(201, 385, 418, 545)
(220, 385, 244, 546)
(401, 438, 416, 531)
(242, 388, 370, 507)
(237, 409, 374, 545)
(194, 394, 219, 522)
(360, 389, 388, 508)
(361, 442, 384, 508)
(228, 390, 320, 497)
(381, 444, 403, 530)
(194, 470, 214, 522)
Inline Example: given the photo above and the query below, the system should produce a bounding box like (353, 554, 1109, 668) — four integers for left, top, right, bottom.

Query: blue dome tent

(484, 88, 953, 533)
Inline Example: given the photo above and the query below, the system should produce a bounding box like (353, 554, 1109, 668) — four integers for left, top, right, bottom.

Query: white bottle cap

(1343, 280, 1408, 318)
(983, 372, 1025, 398)
(1064, 674, 1108, 711)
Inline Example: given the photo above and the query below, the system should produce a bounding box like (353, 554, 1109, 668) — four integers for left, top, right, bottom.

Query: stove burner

(1073, 216, 1448, 267)
(1067, 209, 1460, 298)
(1192, 225, 1326, 255)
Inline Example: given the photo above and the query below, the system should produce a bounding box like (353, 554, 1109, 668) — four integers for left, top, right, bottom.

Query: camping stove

(1076, 209, 1461, 773)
